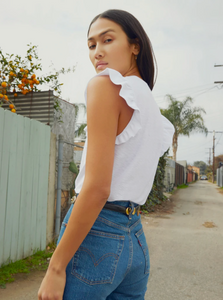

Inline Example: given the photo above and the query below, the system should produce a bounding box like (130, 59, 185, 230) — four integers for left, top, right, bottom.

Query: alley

(0, 181, 222, 300)
(145, 181, 223, 300)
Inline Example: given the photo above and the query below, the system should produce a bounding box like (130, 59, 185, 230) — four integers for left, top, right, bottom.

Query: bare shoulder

(87, 75, 121, 102)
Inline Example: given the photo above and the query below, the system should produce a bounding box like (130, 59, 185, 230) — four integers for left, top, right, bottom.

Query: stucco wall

(51, 99, 76, 190)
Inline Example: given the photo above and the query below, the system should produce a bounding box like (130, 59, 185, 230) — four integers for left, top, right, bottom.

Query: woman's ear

(132, 38, 140, 55)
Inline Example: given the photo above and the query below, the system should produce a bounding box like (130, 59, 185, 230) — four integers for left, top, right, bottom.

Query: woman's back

(38, 10, 174, 300)
(75, 68, 174, 204)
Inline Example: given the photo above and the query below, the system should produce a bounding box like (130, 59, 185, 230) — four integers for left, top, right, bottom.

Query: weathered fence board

(0, 107, 51, 266)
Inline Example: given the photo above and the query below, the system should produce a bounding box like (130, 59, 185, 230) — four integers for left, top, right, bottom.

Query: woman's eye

(104, 39, 112, 43)
(89, 45, 96, 49)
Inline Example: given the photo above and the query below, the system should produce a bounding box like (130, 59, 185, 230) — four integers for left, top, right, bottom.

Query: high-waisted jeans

(57, 200, 150, 300)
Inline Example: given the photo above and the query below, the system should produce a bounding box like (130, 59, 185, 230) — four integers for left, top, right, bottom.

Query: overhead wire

(154, 83, 214, 98)
(154, 84, 219, 104)
(178, 139, 213, 153)
(216, 133, 223, 148)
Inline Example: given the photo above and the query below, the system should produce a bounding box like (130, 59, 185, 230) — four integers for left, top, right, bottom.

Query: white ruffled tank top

(75, 68, 174, 205)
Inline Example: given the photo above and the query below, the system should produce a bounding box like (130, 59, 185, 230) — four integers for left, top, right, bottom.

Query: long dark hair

(88, 9, 157, 90)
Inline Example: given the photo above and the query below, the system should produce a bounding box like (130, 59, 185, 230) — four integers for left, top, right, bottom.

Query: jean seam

(123, 233, 133, 278)
(71, 232, 125, 285)
(97, 216, 129, 232)
(97, 216, 141, 232)
(89, 229, 125, 240)
(135, 229, 150, 275)
(129, 218, 141, 230)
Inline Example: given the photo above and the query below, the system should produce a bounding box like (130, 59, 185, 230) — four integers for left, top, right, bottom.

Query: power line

(179, 139, 213, 153)
(154, 83, 214, 98)
(216, 133, 223, 147)
(190, 86, 217, 99)
(155, 85, 217, 103)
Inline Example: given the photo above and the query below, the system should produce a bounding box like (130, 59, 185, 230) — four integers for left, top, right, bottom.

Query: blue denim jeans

(57, 200, 150, 300)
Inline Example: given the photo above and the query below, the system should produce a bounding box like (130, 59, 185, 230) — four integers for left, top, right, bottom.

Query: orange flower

(4, 95, 8, 101)
(11, 109, 16, 113)
(14, 93, 18, 97)
(31, 74, 36, 79)
(25, 69, 29, 74)
(9, 104, 14, 109)
(9, 71, 14, 76)
(0, 93, 3, 98)
(36, 80, 40, 85)
(20, 68, 24, 72)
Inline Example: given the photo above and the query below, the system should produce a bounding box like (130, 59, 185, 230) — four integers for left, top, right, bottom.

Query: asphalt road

(145, 181, 223, 300)
(0, 181, 222, 299)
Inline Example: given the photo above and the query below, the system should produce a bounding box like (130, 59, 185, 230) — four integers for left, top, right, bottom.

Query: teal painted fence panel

(0, 108, 51, 266)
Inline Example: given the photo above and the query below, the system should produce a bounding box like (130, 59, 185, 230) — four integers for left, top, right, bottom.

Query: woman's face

(88, 18, 139, 76)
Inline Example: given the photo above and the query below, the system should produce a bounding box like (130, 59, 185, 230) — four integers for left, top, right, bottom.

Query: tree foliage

(215, 154, 223, 169)
(193, 161, 207, 175)
(74, 103, 87, 139)
(161, 95, 208, 161)
(142, 150, 169, 212)
(0, 44, 75, 116)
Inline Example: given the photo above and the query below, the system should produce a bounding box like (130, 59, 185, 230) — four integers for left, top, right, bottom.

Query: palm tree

(161, 95, 208, 161)
(74, 103, 87, 140)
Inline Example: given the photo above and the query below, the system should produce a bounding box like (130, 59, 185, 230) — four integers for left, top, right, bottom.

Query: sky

(1, 0, 223, 165)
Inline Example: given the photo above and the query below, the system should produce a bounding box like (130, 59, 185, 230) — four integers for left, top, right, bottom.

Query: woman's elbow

(81, 180, 111, 201)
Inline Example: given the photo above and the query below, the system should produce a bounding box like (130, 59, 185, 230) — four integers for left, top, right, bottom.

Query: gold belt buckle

(126, 207, 131, 215)
(126, 207, 136, 215)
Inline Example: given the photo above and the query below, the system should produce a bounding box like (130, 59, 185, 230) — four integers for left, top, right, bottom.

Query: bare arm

(38, 76, 122, 299)
(50, 76, 122, 270)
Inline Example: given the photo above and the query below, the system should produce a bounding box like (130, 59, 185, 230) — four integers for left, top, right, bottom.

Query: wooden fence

(175, 162, 185, 186)
(0, 107, 51, 267)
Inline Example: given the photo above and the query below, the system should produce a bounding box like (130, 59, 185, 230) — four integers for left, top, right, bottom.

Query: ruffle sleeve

(84, 68, 142, 145)
(160, 115, 175, 157)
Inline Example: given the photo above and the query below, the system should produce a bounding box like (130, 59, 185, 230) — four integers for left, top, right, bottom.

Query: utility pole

(209, 148, 211, 165)
(214, 64, 223, 84)
(212, 131, 215, 183)
(212, 64, 223, 181)
(208, 131, 223, 183)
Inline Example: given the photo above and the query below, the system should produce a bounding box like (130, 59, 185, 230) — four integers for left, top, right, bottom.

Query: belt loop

(128, 201, 134, 220)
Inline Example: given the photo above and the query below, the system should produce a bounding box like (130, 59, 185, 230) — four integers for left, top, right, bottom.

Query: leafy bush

(142, 150, 169, 212)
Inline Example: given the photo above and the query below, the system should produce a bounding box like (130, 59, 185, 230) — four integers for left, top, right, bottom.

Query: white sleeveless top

(75, 68, 174, 205)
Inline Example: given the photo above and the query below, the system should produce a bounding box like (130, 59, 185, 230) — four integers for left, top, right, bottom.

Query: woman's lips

(96, 62, 108, 69)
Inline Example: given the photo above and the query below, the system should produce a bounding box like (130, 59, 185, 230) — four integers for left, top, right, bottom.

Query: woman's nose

(94, 45, 104, 59)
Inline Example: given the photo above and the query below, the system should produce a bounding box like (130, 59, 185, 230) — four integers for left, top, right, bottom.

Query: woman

(38, 9, 174, 300)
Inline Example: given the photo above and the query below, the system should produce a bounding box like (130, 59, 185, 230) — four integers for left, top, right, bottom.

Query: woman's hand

(38, 267, 66, 300)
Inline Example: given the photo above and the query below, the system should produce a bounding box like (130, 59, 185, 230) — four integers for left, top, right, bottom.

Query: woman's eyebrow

(88, 29, 115, 41)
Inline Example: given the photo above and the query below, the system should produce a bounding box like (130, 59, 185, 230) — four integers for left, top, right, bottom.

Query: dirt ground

(0, 270, 46, 300)
(143, 191, 177, 217)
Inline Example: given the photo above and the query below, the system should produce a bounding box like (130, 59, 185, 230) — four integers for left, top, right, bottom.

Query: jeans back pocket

(135, 228, 150, 275)
(71, 230, 125, 285)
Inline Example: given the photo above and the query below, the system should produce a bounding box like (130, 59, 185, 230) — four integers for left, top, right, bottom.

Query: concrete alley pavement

(144, 181, 223, 300)
(0, 181, 222, 300)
